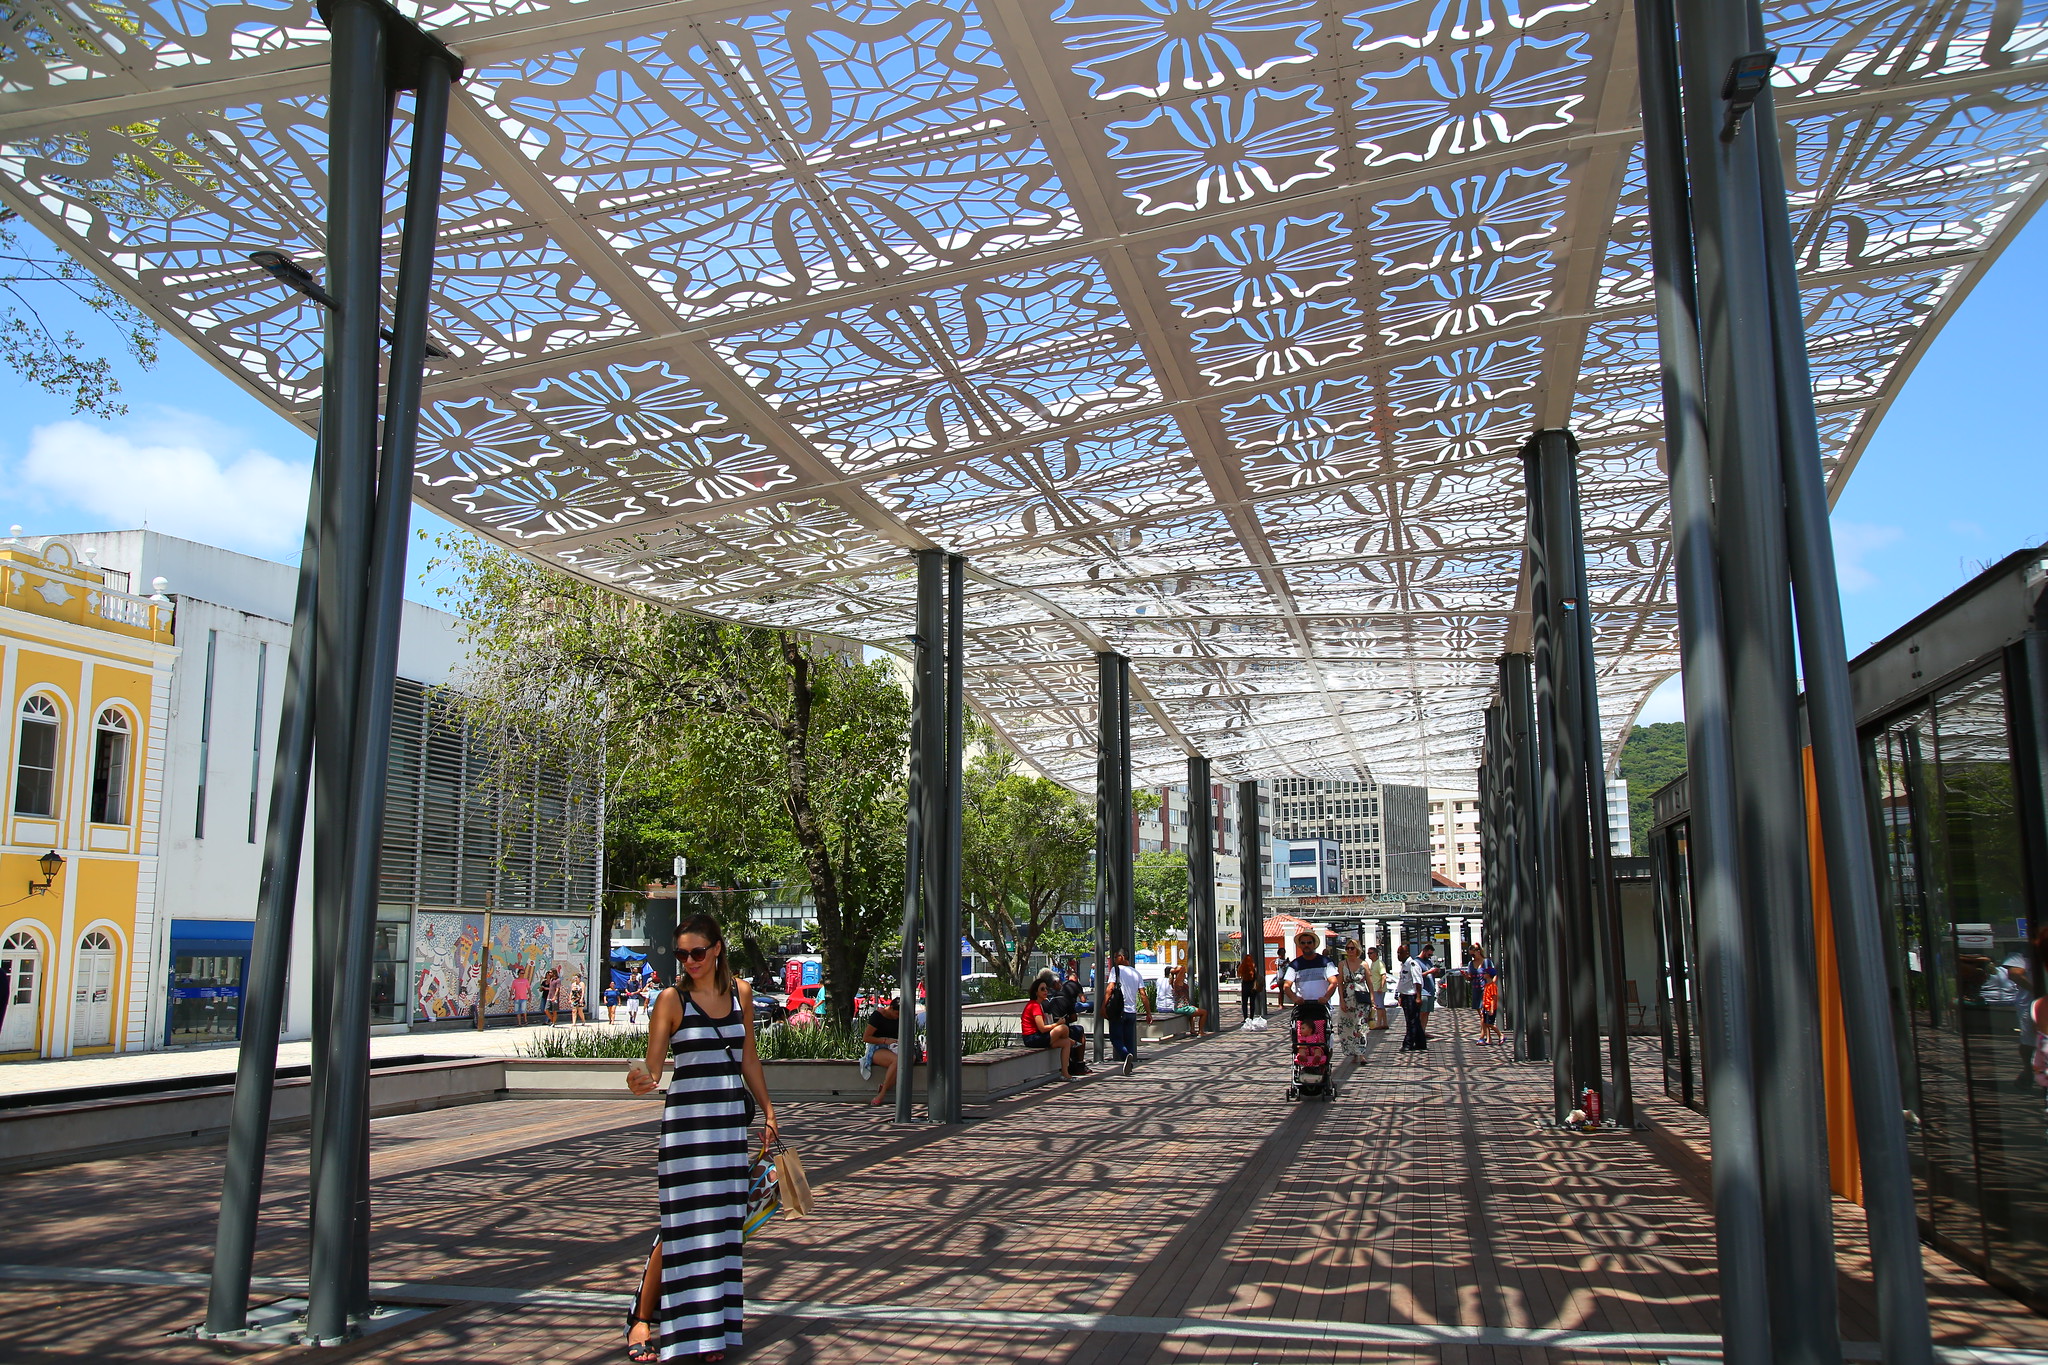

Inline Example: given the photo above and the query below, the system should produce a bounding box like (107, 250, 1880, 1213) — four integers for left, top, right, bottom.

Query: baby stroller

(1287, 999, 1336, 1102)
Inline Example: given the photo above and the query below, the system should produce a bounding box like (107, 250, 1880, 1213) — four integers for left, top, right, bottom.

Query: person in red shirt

(1022, 977, 1083, 1079)
(1480, 977, 1501, 1045)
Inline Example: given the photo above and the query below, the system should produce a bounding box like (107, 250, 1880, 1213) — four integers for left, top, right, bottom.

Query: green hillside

(1618, 722, 1686, 854)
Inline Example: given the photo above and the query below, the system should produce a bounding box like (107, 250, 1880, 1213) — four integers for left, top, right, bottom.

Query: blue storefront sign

(167, 919, 253, 1046)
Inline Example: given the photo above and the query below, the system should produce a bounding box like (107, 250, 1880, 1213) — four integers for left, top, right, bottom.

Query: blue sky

(4, 213, 2044, 721)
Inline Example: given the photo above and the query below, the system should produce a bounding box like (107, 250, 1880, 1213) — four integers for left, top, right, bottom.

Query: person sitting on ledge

(1159, 963, 1207, 1038)
(1022, 976, 1087, 1078)
(862, 997, 902, 1107)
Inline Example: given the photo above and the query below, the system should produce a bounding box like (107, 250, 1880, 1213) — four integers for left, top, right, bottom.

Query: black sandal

(623, 1312, 658, 1363)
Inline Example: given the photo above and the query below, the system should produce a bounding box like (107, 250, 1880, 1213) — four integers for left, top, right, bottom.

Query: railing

(86, 588, 171, 632)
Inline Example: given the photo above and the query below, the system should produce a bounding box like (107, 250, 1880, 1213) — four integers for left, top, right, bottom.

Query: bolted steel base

(184, 1297, 436, 1347)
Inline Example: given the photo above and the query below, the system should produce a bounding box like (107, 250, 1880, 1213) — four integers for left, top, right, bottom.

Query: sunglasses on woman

(677, 945, 716, 963)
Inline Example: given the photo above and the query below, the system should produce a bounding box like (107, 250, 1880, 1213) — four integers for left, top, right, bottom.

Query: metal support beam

(1114, 656, 1135, 966)
(1636, 0, 1813, 1353)
(1561, 447, 1635, 1131)
(1754, 81, 1932, 1365)
(305, 0, 388, 1340)
(1501, 654, 1545, 1064)
(909, 548, 946, 1129)
(1479, 704, 1505, 1035)
(899, 550, 943, 1122)
(1094, 653, 1116, 1062)
(334, 46, 451, 1320)
(1673, 0, 1842, 1354)
(203, 440, 321, 1336)
(1525, 431, 1602, 1120)
(1186, 756, 1216, 1035)
(1238, 779, 1264, 1020)
(926, 554, 966, 1125)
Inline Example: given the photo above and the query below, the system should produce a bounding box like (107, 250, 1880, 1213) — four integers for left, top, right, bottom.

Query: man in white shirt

(1100, 952, 1150, 1075)
(1396, 946, 1430, 1052)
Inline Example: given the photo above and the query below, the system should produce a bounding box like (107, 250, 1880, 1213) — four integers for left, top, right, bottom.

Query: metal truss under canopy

(4, 0, 2045, 788)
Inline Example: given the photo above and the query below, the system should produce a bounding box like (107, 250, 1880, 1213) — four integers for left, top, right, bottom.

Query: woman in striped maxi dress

(625, 913, 777, 1363)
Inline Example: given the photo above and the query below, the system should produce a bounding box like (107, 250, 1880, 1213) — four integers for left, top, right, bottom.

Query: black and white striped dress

(656, 989, 748, 1359)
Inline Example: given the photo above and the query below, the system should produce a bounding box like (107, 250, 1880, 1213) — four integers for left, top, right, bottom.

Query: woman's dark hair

(675, 912, 735, 994)
(1030, 977, 1051, 999)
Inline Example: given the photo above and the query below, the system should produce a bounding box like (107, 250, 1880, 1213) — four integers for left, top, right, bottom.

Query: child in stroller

(1279, 930, 1339, 1102)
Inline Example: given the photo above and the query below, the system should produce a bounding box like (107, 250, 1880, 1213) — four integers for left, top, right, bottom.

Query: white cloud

(16, 414, 311, 558)
(1831, 520, 1905, 593)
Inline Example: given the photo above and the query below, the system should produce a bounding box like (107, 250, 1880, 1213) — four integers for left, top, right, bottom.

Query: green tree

(434, 534, 908, 1022)
(1618, 721, 1688, 853)
(1133, 849, 1189, 947)
(959, 749, 1094, 993)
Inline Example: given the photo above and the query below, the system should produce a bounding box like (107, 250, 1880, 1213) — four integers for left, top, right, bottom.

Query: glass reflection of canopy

(3, 0, 2043, 787)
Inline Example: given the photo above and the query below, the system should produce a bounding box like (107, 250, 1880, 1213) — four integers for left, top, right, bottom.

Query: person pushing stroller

(1279, 929, 1339, 1102)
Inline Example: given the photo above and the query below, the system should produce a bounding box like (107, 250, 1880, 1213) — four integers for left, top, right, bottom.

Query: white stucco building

(52, 531, 600, 1051)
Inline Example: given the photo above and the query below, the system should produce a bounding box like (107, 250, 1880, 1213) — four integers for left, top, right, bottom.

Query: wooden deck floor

(2, 1008, 2044, 1363)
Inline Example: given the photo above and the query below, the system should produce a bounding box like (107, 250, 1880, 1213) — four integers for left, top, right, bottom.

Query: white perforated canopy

(4, 0, 2045, 787)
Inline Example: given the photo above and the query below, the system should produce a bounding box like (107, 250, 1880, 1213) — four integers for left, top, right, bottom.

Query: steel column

(1094, 653, 1116, 1061)
(1502, 654, 1545, 1063)
(1186, 756, 1216, 1033)
(1238, 779, 1264, 1019)
(334, 49, 451, 1321)
(1751, 82, 1932, 1364)
(1118, 660, 1134, 967)
(1559, 434, 1636, 1129)
(925, 554, 965, 1124)
(203, 442, 321, 1336)
(904, 549, 944, 1120)
(1673, 0, 1841, 1354)
(305, 0, 387, 1340)
(1526, 432, 1601, 1118)
(1480, 705, 1505, 1032)
(1637, 0, 1795, 1352)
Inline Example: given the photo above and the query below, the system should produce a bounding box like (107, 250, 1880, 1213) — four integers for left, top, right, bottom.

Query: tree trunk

(776, 637, 859, 1024)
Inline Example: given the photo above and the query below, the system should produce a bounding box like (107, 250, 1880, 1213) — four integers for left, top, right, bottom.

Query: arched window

(14, 695, 59, 817)
(90, 708, 130, 825)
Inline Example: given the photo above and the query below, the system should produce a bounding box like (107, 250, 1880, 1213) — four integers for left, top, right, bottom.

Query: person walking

(541, 965, 562, 1026)
(1237, 952, 1262, 1022)
(624, 912, 774, 1363)
(570, 972, 588, 1026)
(626, 966, 648, 1026)
(1416, 942, 1442, 1045)
(1101, 952, 1148, 1075)
(510, 964, 533, 1025)
(1364, 945, 1389, 1030)
(1335, 940, 1370, 1062)
(1479, 974, 1501, 1044)
(1395, 945, 1428, 1052)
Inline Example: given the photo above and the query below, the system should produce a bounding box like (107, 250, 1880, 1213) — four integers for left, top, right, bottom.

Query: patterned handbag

(741, 1139, 814, 1239)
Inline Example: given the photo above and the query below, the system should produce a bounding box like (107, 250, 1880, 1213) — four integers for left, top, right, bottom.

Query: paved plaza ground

(3, 1009, 2046, 1363)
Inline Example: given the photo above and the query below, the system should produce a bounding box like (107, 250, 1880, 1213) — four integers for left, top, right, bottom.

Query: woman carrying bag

(625, 912, 777, 1363)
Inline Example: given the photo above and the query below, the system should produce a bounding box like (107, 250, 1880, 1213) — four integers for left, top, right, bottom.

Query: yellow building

(1, 536, 175, 1058)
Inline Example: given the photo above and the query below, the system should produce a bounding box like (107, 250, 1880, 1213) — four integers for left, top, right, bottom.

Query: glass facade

(1866, 665, 2047, 1304)
(1640, 545, 2048, 1312)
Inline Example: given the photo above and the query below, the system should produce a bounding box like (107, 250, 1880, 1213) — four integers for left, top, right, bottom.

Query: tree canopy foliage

(1133, 849, 1189, 947)
(1618, 720, 1687, 853)
(959, 746, 1093, 993)
(433, 534, 907, 1022)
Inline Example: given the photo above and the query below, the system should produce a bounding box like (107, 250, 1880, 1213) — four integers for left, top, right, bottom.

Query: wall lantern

(29, 849, 64, 895)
